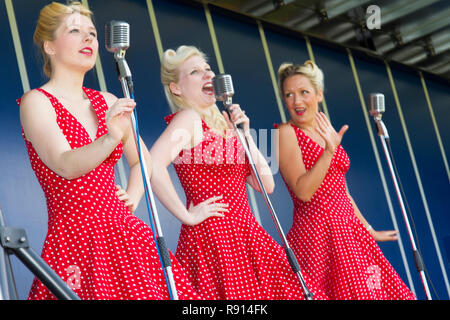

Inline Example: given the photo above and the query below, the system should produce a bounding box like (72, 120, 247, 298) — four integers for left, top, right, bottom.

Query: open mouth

(202, 82, 214, 95)
(295, 108, 306, 116)
(79, 47, 93, 56)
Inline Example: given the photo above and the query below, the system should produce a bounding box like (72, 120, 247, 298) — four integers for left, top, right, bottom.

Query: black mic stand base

(0, 209, 80, 300)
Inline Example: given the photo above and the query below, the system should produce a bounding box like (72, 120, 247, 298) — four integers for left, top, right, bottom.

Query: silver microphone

(213, 74, 244, 129)
(213, 74, 234, 105)
(369, 93, 385, 119)
(369, 93, 389, 137)
(105, 20, 132, 83)
(105, 20, 130, 54)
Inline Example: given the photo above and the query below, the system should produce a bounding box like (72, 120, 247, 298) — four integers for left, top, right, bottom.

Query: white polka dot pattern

(165, 113, 329, 300)
(17, 88, 200, 300)
(280, 123, 416, 300)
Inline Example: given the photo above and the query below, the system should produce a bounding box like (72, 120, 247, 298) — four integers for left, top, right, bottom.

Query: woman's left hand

(222, 104, 250, 135)
(369, 229, 399, 242)
(116, 184, 136, 212)
(315, 112, 348, 155)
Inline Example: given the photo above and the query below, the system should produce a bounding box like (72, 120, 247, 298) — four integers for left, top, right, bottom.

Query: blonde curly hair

(161, 45, 228, 135)
(277, 60, 324, 96)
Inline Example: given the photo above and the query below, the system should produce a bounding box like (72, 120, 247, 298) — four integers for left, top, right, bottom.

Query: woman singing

(150, 45, 328, 300)
(18, 2, 200, 300)
(275, 60, 416, 300)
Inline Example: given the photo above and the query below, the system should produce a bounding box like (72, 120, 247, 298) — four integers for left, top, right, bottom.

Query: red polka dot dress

(280, 123, 416, 300)
(17, 88, 200, 300)
(165, 113, 328, 300)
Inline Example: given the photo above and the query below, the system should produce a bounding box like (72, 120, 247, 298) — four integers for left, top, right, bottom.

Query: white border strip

(203, 3, 262, 225)
(203, 3, 225, 75)
(257, 21, 286, 123)
(145, 0, 164, 61)
(419, 72, 450, 184)
(304, 36, 330, 120)
(5, 0, 30, 93)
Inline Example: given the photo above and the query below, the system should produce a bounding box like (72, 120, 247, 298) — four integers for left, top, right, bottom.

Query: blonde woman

(275, 61, 416, 300)
(18, 2, 199, 300)
(150, 45, 328, 300)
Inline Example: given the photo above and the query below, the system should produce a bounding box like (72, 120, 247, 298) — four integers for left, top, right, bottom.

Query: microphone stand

(222, 97, 314, 300)
(112, 50, 178, 300)
(372, 115, 432, 300)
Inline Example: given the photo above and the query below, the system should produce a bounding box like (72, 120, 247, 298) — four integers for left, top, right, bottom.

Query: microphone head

(213, 74, 234, 101)
(369, 93, 385, 117)
(105, 20, 130, 53)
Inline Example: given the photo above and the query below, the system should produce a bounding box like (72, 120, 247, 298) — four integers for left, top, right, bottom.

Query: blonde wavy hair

(34, 1, 93, 78)
(277, 60, 324, 96)
(161, 45, 228, 136)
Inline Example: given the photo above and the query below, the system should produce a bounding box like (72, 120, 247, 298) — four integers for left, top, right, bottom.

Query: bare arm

(150, 109, 227, 226)
(348, 192, 371, 229)
(20, 90, 136, 180)
(101, 91, 150, 212)
(276, 123, 333, 202)
(276, 113, 348, 202)
(114, 139, 150, 213)
(347, 190, 399, 242)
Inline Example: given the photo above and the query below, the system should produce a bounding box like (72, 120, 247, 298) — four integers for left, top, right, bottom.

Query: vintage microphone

(369, 93, 432, 300)
(105, 21, 178, 300)
(213, 74, 314, 300)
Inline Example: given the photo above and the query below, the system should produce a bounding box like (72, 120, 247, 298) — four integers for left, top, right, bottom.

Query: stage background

(1, 0, 449, 300)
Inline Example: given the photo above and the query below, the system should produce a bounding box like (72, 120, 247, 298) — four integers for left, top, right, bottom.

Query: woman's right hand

(105, 98, 136, 142)
(186, 195, 229, 226)
(222, 104, 250, 136)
